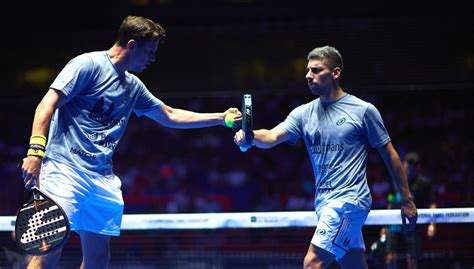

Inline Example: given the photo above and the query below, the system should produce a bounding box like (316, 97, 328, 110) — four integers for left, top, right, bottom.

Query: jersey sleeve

(362, 103, 391, 148)
(50, 54, 95, 101)
(276, 105, 305, 144)
(133, 82, 163, 117)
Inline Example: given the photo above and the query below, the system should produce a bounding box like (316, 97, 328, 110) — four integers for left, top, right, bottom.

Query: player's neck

(107, 45, 128, 73)
(320, 87, 345, 102)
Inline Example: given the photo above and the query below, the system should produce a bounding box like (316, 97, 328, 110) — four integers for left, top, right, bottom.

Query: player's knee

(339, 248, 367, 269)
(304, 244, 337, 269)
(304, 253, 319, 269)
(86, 247, 110, 260)
(304, 252, 333, 269)
(82, 245, 110, 268)
(83, 251, 110, 269)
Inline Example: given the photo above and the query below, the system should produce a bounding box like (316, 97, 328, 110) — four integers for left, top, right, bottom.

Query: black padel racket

(15, 186, 70, 255)
(240, 94, 253, 152)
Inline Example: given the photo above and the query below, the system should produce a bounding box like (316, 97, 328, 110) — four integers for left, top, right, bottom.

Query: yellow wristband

(30, 135, 47, 147)
(27, 148, 45, 158)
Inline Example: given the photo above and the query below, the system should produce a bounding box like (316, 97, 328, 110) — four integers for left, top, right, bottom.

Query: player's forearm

(31, 99, 58, 138)
(391, 163, 414, 202)
(162, 107, 225, 128)
(31, 89, 65, 138)
(384, 151, 413, 202)
(253, 129, 280, 148)
(25, 93, 58, 160)
(379, 143, 414, 202)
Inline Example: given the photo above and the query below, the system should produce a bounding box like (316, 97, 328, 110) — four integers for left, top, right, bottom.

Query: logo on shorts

(316, 228, 326, 235)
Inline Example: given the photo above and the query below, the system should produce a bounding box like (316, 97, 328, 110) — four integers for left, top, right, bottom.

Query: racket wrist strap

(27, 135, 47, 158)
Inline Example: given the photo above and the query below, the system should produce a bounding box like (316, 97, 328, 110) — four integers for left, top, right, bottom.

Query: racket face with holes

(241, 94, 253, 150)
(15, 187, 70, 255)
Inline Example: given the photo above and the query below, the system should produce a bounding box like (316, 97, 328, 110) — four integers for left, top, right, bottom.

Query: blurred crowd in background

(1, 89, 472, 216)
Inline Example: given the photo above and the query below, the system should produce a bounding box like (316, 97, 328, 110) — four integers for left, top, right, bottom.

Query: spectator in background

(403, 152, 436, 210)
(377, 152, 436, 269)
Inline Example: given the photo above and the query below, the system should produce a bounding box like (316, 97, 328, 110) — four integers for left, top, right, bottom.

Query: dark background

(3, 1, 472, 97)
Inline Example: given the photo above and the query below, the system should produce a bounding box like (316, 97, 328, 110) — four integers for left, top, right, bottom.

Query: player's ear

(127, 39, 137, 52)
(332, 67, 341, 79)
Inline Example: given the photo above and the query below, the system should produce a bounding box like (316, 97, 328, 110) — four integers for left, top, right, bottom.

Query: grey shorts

(311, 202, 369, 260)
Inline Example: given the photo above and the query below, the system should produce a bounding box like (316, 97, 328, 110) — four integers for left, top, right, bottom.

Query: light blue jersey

(278, 93, 390, 211)
(46, 51, 163, 175)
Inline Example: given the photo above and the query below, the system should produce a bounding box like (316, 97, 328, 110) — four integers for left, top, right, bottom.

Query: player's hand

(223, 108, 242, 128)
(234, 129, 245, 147)
(21, 156, 43, 189)
(401, 199, 417, 234)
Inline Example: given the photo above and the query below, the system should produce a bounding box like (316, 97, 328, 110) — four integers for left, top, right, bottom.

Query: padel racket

(240, 94, 253, 152)
(15, 186, 70, 255)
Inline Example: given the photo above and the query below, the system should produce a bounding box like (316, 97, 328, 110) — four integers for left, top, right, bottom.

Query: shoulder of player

(342, 94, 380, 111)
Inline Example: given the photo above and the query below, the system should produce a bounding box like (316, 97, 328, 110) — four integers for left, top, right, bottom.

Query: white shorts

(39, 158, 124, 236)
(311, 202, 369, 260)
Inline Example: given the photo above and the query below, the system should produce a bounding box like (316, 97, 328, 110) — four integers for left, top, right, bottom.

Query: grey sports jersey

(278, 94, 390, 211)
(46, 51, 163, 175)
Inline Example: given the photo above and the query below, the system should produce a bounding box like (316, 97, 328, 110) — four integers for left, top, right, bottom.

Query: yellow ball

(225, 112, 236, 128)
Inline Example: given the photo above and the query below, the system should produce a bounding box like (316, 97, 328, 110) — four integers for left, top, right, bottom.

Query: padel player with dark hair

(234, 45, 417, 269)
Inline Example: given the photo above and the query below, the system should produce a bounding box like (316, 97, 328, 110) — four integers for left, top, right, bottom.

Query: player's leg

(27, 158, 86, 269)
(27, 248, 62, 269)
(308, 203, 369, 269)
(338, 248, 368, 269)
(304, 243, 339, 269)
(76, 172, 123, 269)
(79, 230, 111, 269)
(337, 206, 370, 269)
